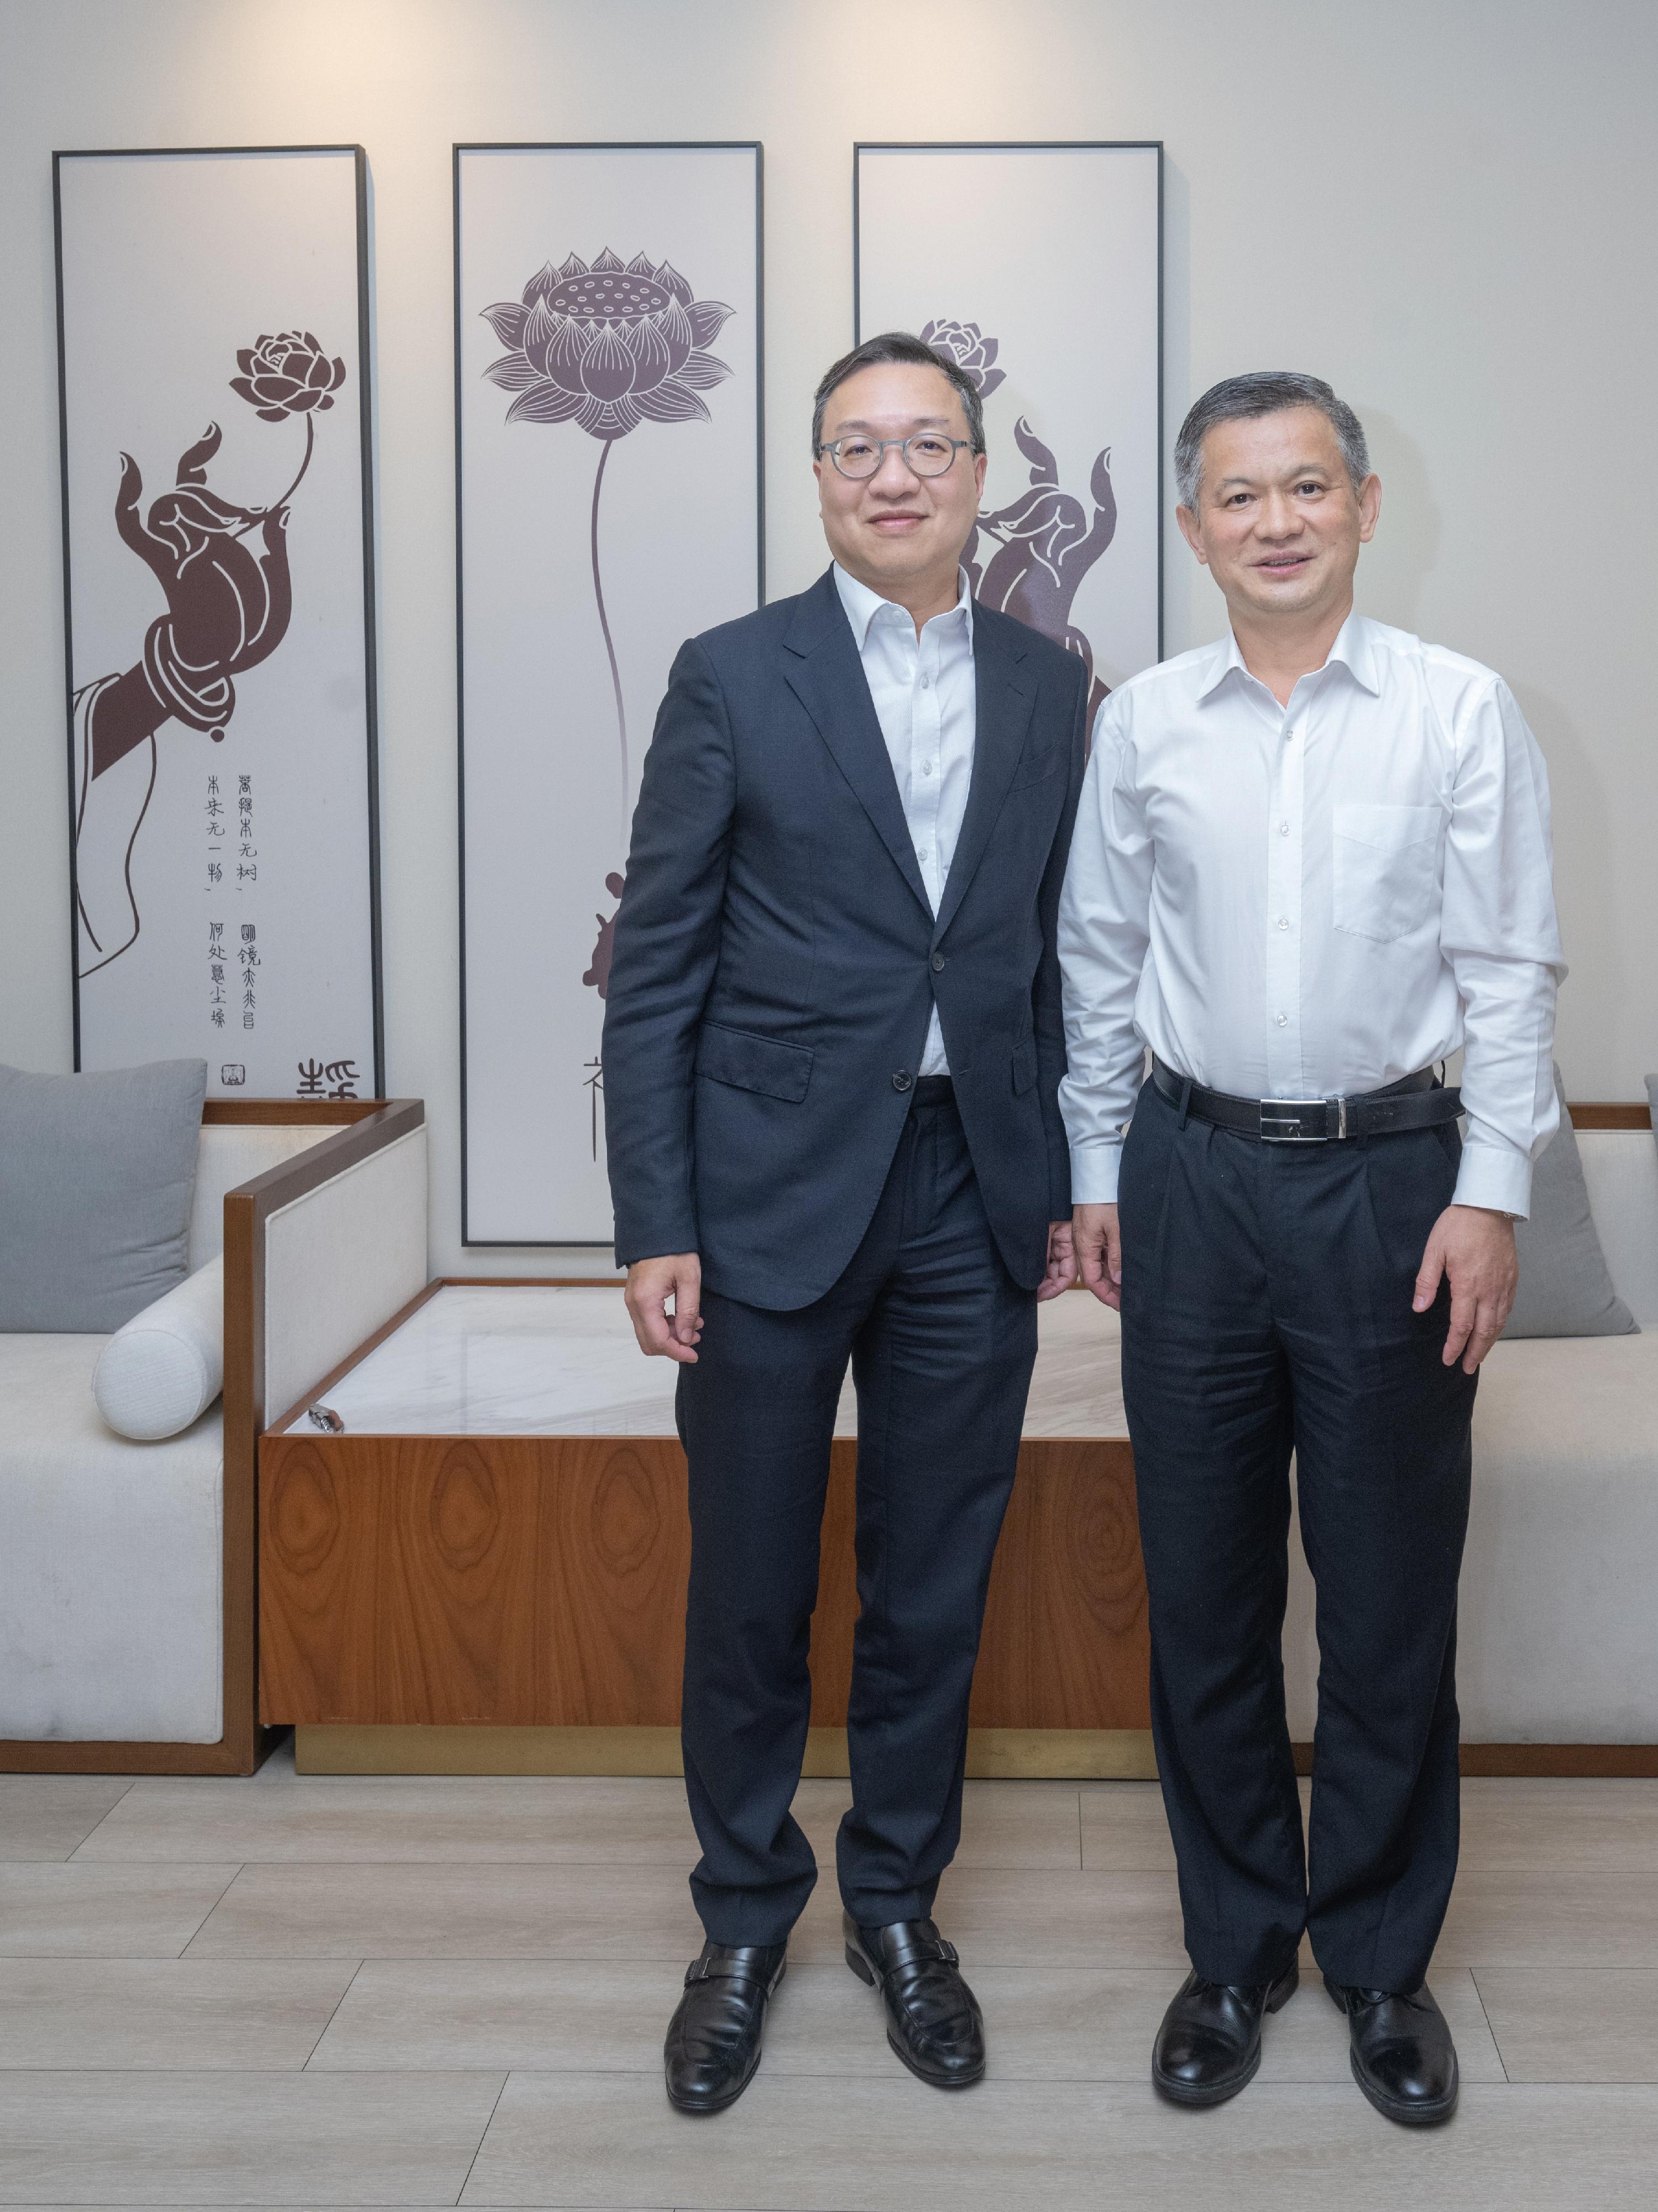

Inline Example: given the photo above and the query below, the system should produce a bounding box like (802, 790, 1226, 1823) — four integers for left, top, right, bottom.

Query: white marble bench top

(279, 1284, 1129, 1441)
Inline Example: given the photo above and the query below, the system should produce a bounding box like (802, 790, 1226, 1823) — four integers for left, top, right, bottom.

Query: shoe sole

(664, 1960, 786, 2115)
(1325, 1979, 1459, 2126)
(846, 1940, 985, 2090)
(1151, 1961, 1300, 2109)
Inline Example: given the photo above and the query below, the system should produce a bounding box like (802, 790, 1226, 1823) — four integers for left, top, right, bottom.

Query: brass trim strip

(295, 1724, 1160, 1780)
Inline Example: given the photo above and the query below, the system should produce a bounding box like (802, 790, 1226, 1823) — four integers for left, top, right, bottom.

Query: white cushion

(261, 1126, 429, 1425)
(187, 1123, 334, 1269)
(1580, 1128, 1658, 1325)
(1286, 1331, 1658, 1741)
(0, 1333, 223, 1741)
(93, 1255, 223, 1441)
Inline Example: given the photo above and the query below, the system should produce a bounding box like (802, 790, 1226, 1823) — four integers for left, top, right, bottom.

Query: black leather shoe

(1152, 1961, 1299, 2105)
(663, 1940, 787, 2114)
(1326, 1975, 1459, 2125)
(844, 1911, 986, 2088)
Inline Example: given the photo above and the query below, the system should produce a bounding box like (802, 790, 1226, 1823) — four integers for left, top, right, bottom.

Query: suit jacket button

(892, 1071, 913, 1092)
(930, 953, 946, 973)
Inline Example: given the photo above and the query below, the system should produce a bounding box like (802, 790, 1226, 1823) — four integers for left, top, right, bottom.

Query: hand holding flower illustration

(75, 330, 346, 977)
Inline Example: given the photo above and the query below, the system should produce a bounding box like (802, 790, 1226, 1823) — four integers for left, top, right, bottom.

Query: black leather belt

(1150, 1056, 1460, 1144)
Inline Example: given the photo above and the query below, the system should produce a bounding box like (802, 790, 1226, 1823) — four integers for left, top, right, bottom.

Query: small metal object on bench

(307, 1404, 345, 1433)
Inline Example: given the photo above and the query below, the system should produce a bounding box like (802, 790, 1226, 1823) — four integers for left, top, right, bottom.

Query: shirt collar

(833, 561, 974, 651)
(1197, 609, 1381, 703)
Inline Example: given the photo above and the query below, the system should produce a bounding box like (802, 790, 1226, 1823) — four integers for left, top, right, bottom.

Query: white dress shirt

(834, 562, 976, 1076)
(1058, 614, 1565, 1217)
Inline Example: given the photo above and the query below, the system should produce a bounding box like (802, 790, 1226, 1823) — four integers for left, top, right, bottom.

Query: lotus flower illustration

(919, 319, 1006, 404)
(483, 250, 733, 437)
(231, 330, 347, 423)
(482, 251, 737, 994)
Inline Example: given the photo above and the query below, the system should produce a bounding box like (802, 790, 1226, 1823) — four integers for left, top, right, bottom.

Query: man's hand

(1414, 1204, 1518, 1373)
(1038, 1219, 1076, 1302)
(624, 1253, 704, 1364)
(1073, 1202, 1122, 1311)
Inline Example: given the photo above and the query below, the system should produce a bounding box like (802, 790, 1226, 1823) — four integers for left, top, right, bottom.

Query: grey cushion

(1503, 1065, 1638, 1339)
(0, 1060, 206, 1332)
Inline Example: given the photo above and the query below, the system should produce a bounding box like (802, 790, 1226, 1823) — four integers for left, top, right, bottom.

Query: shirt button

(892, 1070, 914, 1092)
(921, 676, 931, 690)
(1278, 917, 1290, 930)
(1276, 1013, 1289, 1027)
(931, 952, 946, 973)
(1285, 728, 1296, 740)
(917, 846, 929, 862)
(923, 760, 935, 776)
(1279, 821, 1290, 835)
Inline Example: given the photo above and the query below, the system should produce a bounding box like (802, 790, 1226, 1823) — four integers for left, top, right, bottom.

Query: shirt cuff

(1452, 1136, 1534, 1219)
(1068, 1138, 1124, 1206)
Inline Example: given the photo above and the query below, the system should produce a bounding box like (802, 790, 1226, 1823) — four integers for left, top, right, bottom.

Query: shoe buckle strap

(887, 1934, 958, 1973)
(685, 1948, 781, 1991)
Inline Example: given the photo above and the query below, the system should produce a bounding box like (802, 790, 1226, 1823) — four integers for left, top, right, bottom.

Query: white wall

(2, 0, 1654, 1277)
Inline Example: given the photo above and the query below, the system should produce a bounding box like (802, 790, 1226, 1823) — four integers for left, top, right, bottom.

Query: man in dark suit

(602, 331, 1088, 2114)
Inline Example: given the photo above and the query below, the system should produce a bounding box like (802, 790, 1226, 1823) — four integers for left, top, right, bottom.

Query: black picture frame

(452, 140, 766, 1247)
(853, 139, 1164, 662)
(52, 143, 385, 1093)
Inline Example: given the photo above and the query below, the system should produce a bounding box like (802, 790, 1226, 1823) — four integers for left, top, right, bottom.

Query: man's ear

(1175, 504, 1209, 566)
(1356, 473, 1382, 544)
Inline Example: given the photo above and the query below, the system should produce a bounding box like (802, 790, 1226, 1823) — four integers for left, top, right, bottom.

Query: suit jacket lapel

(934, 613, 1038, 938)
(782, 568, 932, 917)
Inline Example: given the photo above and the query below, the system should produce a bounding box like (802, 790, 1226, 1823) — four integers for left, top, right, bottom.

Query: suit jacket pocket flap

(695, 1020, 815, 1103)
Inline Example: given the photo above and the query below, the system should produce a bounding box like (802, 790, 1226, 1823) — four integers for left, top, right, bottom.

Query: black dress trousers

(675, 1088, 1038, 1947)
(1118, 1074, 1477, 1994)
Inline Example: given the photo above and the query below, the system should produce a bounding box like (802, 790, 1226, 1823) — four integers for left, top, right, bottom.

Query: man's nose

(869, 444, 922, 495)
(1256, 490, 1301, 537)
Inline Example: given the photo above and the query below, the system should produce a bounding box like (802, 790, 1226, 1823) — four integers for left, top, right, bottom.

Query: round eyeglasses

(817, 432, 975, 481)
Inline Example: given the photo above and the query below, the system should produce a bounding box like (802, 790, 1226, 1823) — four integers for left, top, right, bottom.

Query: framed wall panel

(855, 142, 1162, 712)
(55, 145, 381, 1099)
(456, 142, 763, 1246)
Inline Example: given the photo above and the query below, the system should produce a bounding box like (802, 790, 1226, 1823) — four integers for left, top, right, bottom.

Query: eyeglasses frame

(815, 434, 978, 481)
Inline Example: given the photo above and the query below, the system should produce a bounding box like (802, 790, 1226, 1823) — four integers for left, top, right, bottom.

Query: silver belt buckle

(1260, 1096, 1341, 1143)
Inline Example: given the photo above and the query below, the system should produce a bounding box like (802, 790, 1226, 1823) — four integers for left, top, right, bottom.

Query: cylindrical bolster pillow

(93, 1252, 224, 1441)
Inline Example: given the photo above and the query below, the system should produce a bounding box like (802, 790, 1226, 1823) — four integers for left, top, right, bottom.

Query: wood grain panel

(971, 1441, 1149, 1730)
(260, 1430, 1151, 1736)
(537, 1439, 689, 1725)
(260, 1439, 383, 1724)
(203, 1098, 386, 1124)
(382, 1441, 544, 1724)
(1566, 1102, 1652, 1131)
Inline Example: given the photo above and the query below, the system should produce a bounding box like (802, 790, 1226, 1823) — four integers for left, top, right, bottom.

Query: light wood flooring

(0, 1752, 1654, 2207)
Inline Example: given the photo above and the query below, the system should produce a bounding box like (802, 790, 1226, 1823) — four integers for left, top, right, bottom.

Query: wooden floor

(0, 1751, 1655, 2208)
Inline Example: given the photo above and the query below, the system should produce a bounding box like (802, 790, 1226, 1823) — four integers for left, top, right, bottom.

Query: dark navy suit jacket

(602, 565, 1089, 1311)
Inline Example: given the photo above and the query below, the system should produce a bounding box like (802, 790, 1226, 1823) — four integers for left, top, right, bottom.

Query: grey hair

(812, 330, 986, 457)
(1174, 371, 1369, 512)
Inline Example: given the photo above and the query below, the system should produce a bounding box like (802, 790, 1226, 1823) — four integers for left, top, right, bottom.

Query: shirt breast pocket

(1333, 803, 1442, 944)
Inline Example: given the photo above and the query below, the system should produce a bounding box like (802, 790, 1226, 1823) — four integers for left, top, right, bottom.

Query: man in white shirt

(605, 332, 1088, 2111)
(1059, 371, 1563, 2126)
